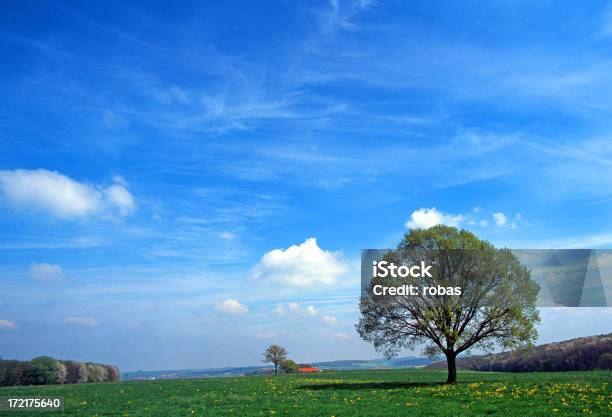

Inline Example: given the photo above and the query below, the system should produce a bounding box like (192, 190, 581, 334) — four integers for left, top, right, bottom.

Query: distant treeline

(0, 356, 120, 387)
(426, 333, 611, 372)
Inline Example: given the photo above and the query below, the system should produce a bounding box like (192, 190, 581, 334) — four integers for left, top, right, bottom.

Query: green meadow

(1, 369, 609, 416)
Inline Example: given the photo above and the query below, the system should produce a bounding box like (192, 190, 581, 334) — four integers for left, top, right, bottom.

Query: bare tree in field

(263, 345, 287, 375)
(357, 226, 540, 384)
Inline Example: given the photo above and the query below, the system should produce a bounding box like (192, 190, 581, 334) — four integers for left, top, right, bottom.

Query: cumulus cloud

(405, 207, 464, 229)
(27, 262, 68, 283)
(0, 169, 135, 220)
(252, 238, 347, 287)
(493, 212, 508, 226)
(215, 299, 248, 315)
(0, 319, 17, 329)
(65, 317, 98, 327)
(322, 315, 338, 325)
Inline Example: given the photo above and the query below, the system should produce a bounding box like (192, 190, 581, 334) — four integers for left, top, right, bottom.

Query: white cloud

(0, 169, 135, 220)
(252, 238, 347, 287)
(493, 212, 508, 226)
(468, 219, 488, 227)
(65, 317, 98, 327)
(215, 299, 248, 315)
(27, 262, 67, 283)
(0, 319, 17, 329)
(152, 85, 190, 104)
(274, 304, 286, 315)
(104, 184, 135, 217)
(405, 207, 464, 229)
(406, 207, 521, 231)
(330, 332, 349, 339)
(219, 231, 236, 241)
(602, 7, 612, 37)
(322, 315, 338, 325)
(275, 302, 318, 316)
(255, 332, 282, 339)
(511, 213, 522, 229)
(320, 0, 374, 32)
(305, 305, 318, 316)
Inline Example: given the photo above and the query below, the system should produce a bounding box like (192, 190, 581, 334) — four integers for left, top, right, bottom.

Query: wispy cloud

(65, 316, 98, 327)
(322, 315, 338, 325)
(0, 237, 105, 250)
(0, 319, 17, 329)
(518, 232, 612, 249)
(600, 6, 612, 37)
(317, 0, 376, 32)
(27, 263, 70, 283)
(215, 299, 248, 315)
(275, 303, 318, 317)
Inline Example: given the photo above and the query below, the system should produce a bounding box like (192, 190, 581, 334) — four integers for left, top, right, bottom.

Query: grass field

(1, 369, 610, 416)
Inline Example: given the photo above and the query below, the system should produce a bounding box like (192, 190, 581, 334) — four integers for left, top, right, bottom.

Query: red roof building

(298, 367, 319, 373)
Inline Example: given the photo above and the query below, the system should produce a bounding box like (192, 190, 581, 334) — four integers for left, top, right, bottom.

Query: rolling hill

(122, 356, 433, 380)
(426, 333, 612, 372)
(123, 333, 612, 380)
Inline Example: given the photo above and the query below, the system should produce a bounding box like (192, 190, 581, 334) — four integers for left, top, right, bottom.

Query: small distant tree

(263, 345, 287, 375)
(280, 359, 299, 374)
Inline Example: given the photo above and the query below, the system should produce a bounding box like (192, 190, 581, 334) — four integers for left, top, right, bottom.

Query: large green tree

(356, 226, 540, 383)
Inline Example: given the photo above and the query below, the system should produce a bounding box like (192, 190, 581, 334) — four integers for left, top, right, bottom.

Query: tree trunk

(274, 363, 278, 375)
(445, 351, 457, 384)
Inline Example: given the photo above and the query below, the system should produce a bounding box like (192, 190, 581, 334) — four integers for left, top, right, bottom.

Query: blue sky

(1, 0, 611, 371)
